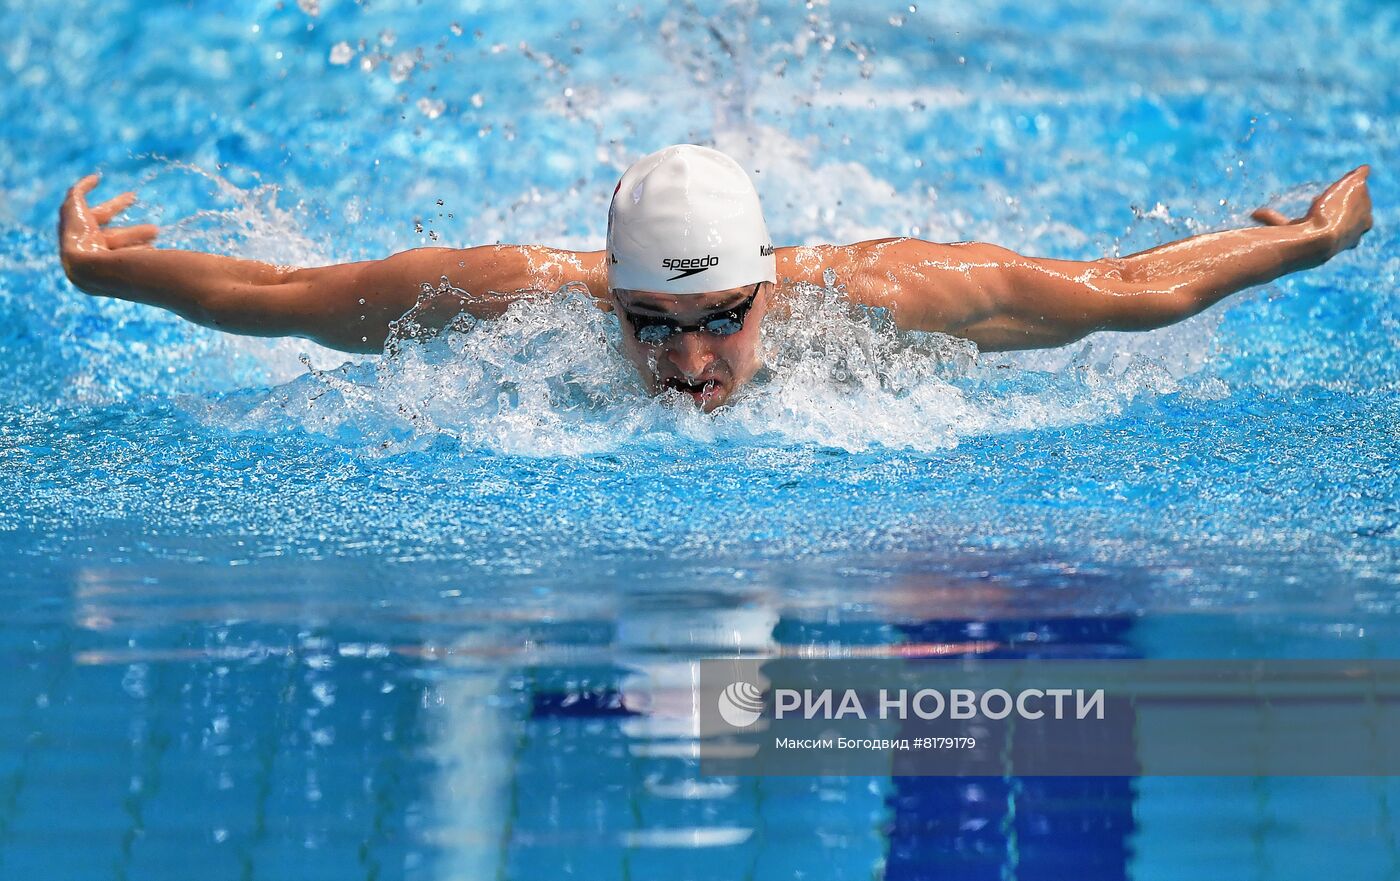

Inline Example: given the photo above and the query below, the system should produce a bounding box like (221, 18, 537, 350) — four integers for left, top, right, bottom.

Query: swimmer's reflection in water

(59, 145, 1372, 413)
(522, 595, 1140, 878)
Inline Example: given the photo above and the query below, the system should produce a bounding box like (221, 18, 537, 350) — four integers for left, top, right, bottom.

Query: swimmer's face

(610, 282, 772, 412)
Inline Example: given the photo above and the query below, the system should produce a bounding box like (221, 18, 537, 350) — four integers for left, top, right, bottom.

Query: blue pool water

(3, 0, 1399, 877)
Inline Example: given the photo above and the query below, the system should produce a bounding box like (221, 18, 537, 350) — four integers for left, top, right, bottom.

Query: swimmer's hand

(59, 174, 159, 281)
(1250, 165, 1373, 257)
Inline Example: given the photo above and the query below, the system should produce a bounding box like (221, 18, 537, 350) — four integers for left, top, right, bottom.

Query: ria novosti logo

(717, 681, 765, 728)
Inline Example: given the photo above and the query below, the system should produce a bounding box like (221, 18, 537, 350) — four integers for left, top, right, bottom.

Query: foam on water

(196, 258, 1214, 456)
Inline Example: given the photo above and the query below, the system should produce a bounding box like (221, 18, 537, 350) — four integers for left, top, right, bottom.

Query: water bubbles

(449, 22, 463, 37)
(470, 93, 485, 108)
(296, 0, 319, 15)
(416, 96, 445, 119)
(389, 53, 416, 84)
(121, 664, 149, 699)
(358, 298, 366, 306)
(328, 42, 354, 65)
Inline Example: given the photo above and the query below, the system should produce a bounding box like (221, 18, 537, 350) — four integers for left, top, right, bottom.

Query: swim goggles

(620, 283, 761, 345)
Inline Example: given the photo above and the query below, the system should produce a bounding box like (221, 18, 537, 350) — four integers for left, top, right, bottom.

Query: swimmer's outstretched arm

(58, 174, 608, 353)
(821, 165, 1373, 351)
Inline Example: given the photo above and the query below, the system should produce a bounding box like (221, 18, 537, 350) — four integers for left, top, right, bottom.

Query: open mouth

(662, 377, 724, 403)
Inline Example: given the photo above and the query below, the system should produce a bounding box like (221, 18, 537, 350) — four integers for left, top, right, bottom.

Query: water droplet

(470, 93, 485, 108)
(358, 298, 366, 305)
(449, 22, 463, 36)
(391, 54, 417, 84)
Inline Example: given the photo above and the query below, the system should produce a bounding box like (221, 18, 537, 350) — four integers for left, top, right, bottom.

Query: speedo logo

(662, 254, 719, 282)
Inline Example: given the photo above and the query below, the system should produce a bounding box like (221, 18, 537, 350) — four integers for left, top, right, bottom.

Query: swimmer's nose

(665, 333, 716, 380)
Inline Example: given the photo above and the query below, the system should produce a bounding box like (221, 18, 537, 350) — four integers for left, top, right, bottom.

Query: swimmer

(58, 145, 1372, 412)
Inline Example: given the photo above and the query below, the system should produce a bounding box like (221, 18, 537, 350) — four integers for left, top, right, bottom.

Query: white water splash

(199, 270, 1215, 456)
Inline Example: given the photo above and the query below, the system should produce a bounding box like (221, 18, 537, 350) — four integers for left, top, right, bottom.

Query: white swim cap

(607, 144, 776, 295)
